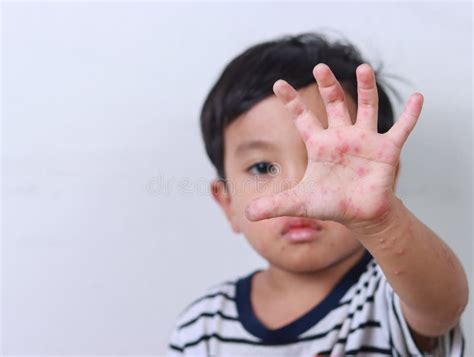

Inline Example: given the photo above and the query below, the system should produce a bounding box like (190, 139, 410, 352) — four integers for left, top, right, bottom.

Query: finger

(355, 63, 378, 131)
(313, 63, 352, 128)
(385, 93, 424, 148)
(273, 79, 324, 142)
(245, 188, 308, 221)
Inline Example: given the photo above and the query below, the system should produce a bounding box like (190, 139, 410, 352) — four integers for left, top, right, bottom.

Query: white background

(1, 1, 472, 355)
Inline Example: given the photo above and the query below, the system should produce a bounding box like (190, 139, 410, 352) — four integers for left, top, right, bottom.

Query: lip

(280, 218, 323, 243)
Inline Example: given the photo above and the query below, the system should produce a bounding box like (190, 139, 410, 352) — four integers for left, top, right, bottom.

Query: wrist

(346, 195, 407, 238)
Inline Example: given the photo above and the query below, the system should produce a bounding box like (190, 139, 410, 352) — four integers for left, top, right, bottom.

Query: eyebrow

(234, 139, 277, 155)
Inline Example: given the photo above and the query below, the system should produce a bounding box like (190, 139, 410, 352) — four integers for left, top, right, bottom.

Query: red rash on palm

(245, 63, 423, 225)
(338, 197, 362, 217)
(338, 198, 347, 213)
(338, 143, 349, 154)
(356, 166, 369, 177)
(326, 142, 351, 165)
(316, 145, 325, 157)
(302, 130, 311, 141)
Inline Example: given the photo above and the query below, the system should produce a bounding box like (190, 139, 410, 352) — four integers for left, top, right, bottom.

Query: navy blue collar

(235, 250, 373, 344)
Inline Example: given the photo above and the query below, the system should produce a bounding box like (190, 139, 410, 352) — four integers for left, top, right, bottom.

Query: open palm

(245, 63, 423, 227)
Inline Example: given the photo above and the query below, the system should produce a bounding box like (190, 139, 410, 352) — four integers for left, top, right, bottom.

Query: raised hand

(245, 63, 423, 228)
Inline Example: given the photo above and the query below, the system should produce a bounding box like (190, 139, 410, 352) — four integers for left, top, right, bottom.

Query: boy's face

(211, 84, 398, 273)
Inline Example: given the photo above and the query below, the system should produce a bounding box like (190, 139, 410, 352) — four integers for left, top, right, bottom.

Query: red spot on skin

(395, 248, 405, 256)
(330, 142, 350, 165)
(326, 143, 352, 164)
(354, 145, 360, 154)
(356, 166, 369, 177)
(338, 143, 349, 154)
(338, 199, 347, 213)
(336, 154, 345, 164)
(338, 197, 357, 216)
(374, 199, 390, 218)
(317, 145, 325, 157)
(302, 130, 310, 141)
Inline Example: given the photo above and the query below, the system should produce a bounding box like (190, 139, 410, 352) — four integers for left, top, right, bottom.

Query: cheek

(230, 181, 272, 218)
(240, 219, 280, 252)
(321, 221, 360, 247)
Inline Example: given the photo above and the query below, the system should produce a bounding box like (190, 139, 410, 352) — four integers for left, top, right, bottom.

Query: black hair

(200, 32, 401, 180)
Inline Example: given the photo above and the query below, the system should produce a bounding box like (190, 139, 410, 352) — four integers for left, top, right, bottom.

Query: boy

(167, 32, 468, 356)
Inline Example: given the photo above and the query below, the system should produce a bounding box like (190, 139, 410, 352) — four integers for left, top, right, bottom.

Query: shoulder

(173, 273, 245, 331)
(167, 273, 249, 355)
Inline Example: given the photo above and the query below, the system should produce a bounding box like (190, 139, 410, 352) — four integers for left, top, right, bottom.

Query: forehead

(224, 84, 328, 152)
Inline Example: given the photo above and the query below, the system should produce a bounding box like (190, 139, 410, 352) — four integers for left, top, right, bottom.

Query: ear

(393, 161, 401, 192)
(211, 179, 241, 233)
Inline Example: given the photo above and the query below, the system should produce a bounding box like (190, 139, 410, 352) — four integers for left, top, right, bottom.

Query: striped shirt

(168, 250, 464, 356)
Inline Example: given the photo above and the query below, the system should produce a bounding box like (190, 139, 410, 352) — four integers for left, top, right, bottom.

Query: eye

(247, 161, 280, 176)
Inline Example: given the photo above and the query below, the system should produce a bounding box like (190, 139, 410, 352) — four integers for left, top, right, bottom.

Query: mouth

(280, 218, 323, 243)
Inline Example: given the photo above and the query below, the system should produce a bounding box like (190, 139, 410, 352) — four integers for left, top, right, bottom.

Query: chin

(267, 254, 337, 274)
(265, 246, 364, 274)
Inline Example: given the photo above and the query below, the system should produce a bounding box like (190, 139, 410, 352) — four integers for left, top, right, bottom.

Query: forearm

(350, 196, 468, 336)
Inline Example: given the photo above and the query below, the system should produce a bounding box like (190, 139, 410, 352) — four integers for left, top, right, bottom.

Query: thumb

(245, 188, 308, 221)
